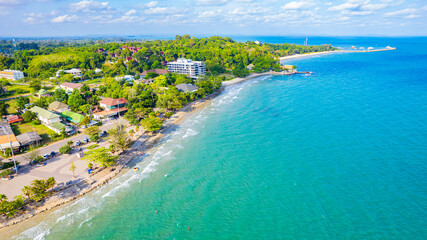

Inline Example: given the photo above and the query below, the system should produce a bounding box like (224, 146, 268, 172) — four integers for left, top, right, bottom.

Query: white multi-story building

(167, 58, 205, 78)
(0, 69, 24, 80)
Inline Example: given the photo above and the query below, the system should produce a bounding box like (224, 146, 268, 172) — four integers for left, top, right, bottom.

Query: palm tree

(22, 186, 31, 199)
(0, 194, 7, 202)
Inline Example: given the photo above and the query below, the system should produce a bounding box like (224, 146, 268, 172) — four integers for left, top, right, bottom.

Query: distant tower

(12, 37, 17, 51)
(305, 37, 308, 46)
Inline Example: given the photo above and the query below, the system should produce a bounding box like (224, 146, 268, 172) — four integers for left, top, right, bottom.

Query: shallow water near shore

(8, 37, 427, 239)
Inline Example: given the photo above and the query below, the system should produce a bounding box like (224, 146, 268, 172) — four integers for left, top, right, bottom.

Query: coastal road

(11, 119, 128, 165)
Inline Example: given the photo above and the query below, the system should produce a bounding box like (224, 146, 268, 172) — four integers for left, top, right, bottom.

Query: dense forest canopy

(0, 35, 335, 80)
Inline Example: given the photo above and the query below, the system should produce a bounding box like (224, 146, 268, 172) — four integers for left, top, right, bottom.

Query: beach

(279, 51, 336, 61)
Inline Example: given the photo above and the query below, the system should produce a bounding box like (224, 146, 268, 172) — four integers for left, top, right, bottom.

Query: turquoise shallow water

(14, 38, 427, 239)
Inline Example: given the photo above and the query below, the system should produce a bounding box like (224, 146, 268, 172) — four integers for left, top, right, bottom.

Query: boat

(351, 46, 356, 49)
(368, 47, 374, 50)
(133, 167, 139, 172)
(385, 46, 395, 50)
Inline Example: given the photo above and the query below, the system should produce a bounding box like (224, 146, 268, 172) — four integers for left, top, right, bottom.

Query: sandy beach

(0, 71, 267, 235)
(279, 51, 336, 61)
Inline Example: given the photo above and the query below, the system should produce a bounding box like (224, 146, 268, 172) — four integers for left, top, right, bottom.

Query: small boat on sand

(133, 167, 139, 172)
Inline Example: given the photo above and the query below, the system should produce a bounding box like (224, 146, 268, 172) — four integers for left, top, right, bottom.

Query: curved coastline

(0, 51, 323, 234)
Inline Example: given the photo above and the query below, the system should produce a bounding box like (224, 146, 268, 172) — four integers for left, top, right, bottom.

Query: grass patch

(86, 144, 99, 150)
(12, 122, 56, 142)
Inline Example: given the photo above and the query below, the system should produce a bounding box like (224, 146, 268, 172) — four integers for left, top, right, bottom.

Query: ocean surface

(11, 37, 427, 239)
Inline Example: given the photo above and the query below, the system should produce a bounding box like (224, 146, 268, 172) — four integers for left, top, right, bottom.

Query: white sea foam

(14, 74, 269, 239)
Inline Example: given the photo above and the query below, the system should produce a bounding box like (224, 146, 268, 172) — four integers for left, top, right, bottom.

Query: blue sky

(0, 0, 426, 37)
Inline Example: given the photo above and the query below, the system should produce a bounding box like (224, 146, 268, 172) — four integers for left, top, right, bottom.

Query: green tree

(22, 110, 36, 123)
(85, 126, 100, 140)
(25, 177, 56, 202)
(59, 144, 72, 154)
(80, 84, 90, 93)
(70, 162, 76, 178)
(83, 147, 117, 168)
(108, 124, 130, 152)
(79, 116, 90, 126)
(16, 96, 30, 112)
(53, 88, 68, 102)
(140, 115, 163, 132)
(29, 79, 41, 92)
(0, 101, 8, 116)
(67, 89, 85, 111)
(27, 145, 40, 163)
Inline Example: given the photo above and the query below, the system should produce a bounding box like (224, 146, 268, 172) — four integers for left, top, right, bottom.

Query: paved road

(12, 119, 128, 166)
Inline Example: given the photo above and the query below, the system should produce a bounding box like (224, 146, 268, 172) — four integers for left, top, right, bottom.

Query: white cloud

(195, 0, 228, 6)
(328, 0, 388, 16)
(404, 14, 419, 19)
(282, 1, 313, 10)
(198, 10, 223, 18)
(146, 1, 158, 8)
(125, 9, 136, 16)
(384, 8, 417, 17)
(69, 1, 110, 12)
(51, 14, 78, 23)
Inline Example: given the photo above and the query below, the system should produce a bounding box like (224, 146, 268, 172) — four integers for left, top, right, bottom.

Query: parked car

(83, 137, 89, 143)
(76, 140, 81, 146)
(100, 130, 108, 137)
(43, 154, 49, 159)
(50, 151, 56, 157)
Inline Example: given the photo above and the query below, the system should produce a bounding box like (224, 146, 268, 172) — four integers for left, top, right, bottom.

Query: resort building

(167, 58, 205, 78)
(60, 82, 83, 93)
(48, 101, 70, 113)
(94, 97, 128, 120)
(0, 69, 24, 80)
(176, 83, 199, 93)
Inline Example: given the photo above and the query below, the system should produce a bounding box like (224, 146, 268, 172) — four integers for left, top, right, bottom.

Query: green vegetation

(87, 144, 99, 150)
(108, 124, 131, 153)
(85, 126, 100, 142)
(0, 194, 25, 218)
(83, 147, 117, 168)
(22, 177, 56, 202)
(59, 144, 72, 155)
(140, 114, 163, 132)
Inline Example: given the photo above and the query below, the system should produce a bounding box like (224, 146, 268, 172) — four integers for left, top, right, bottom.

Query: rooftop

(60, 110, 85, 124)
(49, 101, 69, 110)
(16, 132, 42, 146)
(94, 107, 128, 116)
(30, 106, 61, 120)
(140, 69, 169, 76)
(176, 83, 199, 93)
(60, 82, 83, 89)
(99, 97, 127, 106)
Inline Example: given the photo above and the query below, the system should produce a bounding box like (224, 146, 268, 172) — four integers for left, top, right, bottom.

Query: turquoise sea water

(13, 37, 427, 239)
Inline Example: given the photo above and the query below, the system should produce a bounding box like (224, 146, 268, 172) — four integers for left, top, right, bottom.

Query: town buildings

(48, 101, 70, 113)
(59, 82, 83, 93)
(56, 68, 82, 78)
(176, 83, 199, 93)
(94, 97, 128, 120)
(167, 58, 205, 78)
(0, 69, 24, 80)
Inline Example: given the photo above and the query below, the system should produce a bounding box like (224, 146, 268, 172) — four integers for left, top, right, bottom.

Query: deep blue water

(10, 37, 427, 240)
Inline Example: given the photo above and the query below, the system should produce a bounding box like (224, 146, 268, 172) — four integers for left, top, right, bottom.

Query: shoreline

(0, 72, 264, 234)
(279, 51, 336, 61)
(1, 48, 346, 233)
